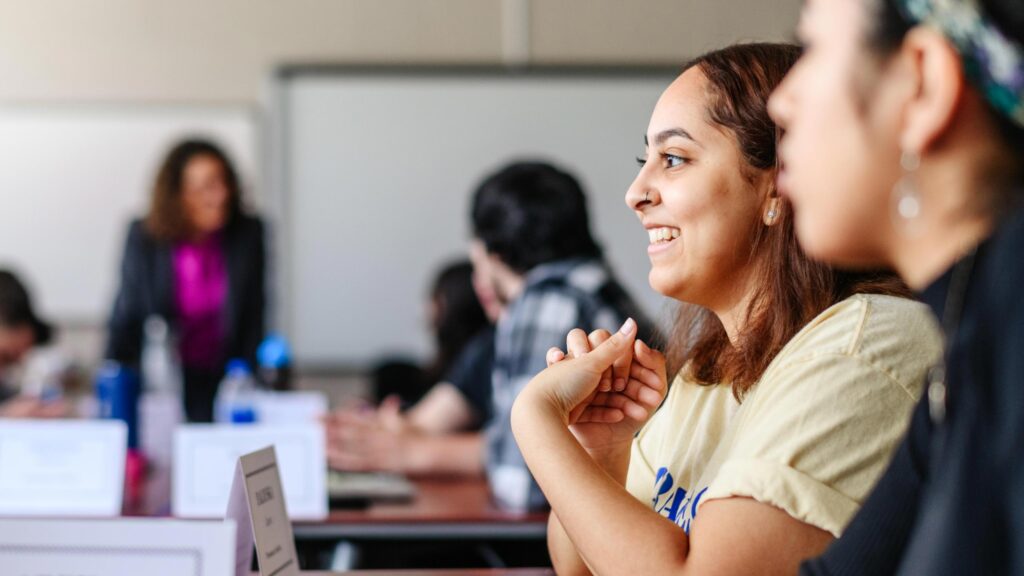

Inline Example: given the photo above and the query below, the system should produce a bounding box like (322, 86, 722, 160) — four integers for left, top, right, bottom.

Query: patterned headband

(898, 0, 1024, 128)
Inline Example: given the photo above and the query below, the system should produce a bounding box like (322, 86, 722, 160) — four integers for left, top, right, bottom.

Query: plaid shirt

(485, 257, 652, 511)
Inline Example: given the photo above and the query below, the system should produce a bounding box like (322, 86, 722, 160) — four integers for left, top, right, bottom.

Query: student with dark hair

(105, 138, 266, 422)
(371, 261, 491, 407)
(328, 164, 650, 496)
(510, 44, 941, 575)
(471, 160, 653, 511)
(769, 0, 1024, 573)
(0, 269, 66, 418)
(325, 260, 499, 474)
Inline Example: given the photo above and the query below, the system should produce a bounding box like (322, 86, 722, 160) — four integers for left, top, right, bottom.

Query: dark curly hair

(145, 138, 244, 242)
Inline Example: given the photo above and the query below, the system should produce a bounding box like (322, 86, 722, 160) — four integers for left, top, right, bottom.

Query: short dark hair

(470, 161, 601, 273)
(145, 138, 244, 242)
(0, 270, 52, 345)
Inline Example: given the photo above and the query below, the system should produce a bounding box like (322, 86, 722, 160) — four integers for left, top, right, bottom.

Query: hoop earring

(892, 151, 922, 235)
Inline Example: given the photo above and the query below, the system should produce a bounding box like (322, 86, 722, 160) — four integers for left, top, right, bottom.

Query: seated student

(0, 270, 67, 418)
(510, 44, 942, 575)
(105, 139, 266, 423)
(325, 260, 499, 474)
(331, 161, 651, 509)
(473, 160, 653, 511)
(768, 0, 1024, 572)
(372, 260, 494, 411)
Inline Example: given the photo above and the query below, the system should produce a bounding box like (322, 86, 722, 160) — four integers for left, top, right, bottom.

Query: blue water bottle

(94, 361, 140, 448)
(214, 359, 259, 424)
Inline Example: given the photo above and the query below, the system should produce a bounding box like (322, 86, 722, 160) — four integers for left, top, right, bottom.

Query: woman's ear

(898, 26, 965, 155)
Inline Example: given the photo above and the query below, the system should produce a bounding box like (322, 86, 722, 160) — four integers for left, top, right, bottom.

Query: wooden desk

(294, 478, 548, 541)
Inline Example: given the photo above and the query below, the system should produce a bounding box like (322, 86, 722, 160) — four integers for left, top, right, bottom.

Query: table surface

(131, 465, 548, 541)
(293, 477, 549, 540)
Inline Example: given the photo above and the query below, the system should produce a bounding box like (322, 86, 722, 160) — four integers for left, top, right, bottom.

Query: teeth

(647, 227, 680, 245)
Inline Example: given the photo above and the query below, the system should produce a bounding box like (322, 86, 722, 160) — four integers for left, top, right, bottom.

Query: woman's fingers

(622, 376, 665, 409)
(629, 361, 667, 392)
(633, 339, 667, 376)
(546, 347, 566, 367)
(587, 329, 612, 348)
(587, 330, 614, 391)
(566, 328, 592, 359)
(626, 365, 668, 410)
(592, 327, 634, 392)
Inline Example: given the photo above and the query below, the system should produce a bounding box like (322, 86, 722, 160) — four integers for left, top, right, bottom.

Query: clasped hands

(516, 318, 668, 455)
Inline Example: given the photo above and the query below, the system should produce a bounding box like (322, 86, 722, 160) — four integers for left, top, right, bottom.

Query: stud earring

(764, 196, 781, 226)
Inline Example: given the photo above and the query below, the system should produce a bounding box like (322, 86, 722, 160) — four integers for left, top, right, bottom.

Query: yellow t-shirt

(626, 294, 942, 537)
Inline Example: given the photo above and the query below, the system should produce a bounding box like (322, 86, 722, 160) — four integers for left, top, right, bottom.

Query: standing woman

(770, 0, 1024, 573)
(106, 139, 266, 423)
(511, 44, 942, 575)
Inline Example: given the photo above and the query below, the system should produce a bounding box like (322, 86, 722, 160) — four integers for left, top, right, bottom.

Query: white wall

(0, 0, 802, 372)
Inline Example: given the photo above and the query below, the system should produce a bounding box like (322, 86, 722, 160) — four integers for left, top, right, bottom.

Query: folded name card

(173, 424, 327, 520)
(0, 419, 126, 516)
(227, 446, 300, 576)
(0, 517, 234, 576)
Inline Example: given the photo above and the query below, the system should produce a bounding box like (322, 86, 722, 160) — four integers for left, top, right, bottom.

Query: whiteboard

(0, 105, 259, 324)
(274, 68, 679, 367)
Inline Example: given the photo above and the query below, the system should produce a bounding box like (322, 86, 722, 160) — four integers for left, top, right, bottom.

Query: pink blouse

(172, 234, 227, 369)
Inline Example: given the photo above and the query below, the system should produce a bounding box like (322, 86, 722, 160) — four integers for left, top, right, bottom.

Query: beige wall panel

(0, 0, 503, 102)
(529, 0, 802, 63)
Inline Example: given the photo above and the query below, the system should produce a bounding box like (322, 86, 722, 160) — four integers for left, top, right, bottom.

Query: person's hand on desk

(324, 395, 486, 477)
(0, 394, 71, 419)
(325, 396, 412, 473)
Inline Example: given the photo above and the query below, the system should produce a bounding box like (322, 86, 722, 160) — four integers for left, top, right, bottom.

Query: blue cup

(95, 361, 140, 449)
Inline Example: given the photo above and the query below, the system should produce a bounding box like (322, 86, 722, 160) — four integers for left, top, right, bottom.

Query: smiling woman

(105, 139, 267, 423)
(509, 43, 944, 576)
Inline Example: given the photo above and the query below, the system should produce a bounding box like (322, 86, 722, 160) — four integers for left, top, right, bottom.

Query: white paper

(226, 446, 300, 576)
(0, 517, 234, 576)
(253, 391, 327, 425)
(173, 424, 327, 520)
(0, 419, 126, 516)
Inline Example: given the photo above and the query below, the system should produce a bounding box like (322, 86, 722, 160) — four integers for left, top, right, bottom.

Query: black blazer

(105, 214, 267, 371)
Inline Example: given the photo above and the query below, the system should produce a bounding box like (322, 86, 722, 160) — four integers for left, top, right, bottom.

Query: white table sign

(0, 419, 126, 516)
(173, 424, 327, 520)
(0, 517, 234, 576)
(226, 446, 300, 576)
(253, 391, 327, 425)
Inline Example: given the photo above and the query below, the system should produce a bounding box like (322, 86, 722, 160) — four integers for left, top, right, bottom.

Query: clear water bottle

(214, 359, 259, 424)
(141, 315, 182, 395)
(138, 316, 182, 477)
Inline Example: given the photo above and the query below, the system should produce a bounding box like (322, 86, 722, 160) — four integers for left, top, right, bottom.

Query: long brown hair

(145, 138, 244, 242)
(664, 43, 910, 400)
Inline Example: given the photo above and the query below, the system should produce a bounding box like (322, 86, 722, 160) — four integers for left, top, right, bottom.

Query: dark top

(105, 215, 267, 420)
(801, 208, 1024, 575)
(445, 326, 496, 428)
